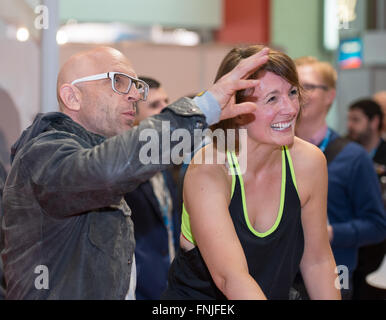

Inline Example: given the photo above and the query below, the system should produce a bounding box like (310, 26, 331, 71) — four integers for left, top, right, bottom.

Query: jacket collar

(11, 112, 105, 163)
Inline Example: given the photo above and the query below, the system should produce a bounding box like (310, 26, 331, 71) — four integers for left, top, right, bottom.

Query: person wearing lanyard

(294, 57, 386, 300)
(124, 76, 179, 300)
(317, 129, 331, 153)
(347, 98, 386, 299)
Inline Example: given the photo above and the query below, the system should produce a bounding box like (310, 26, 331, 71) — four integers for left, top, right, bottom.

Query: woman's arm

(183, 150, 266, 299)
(294, 140, 341, 299)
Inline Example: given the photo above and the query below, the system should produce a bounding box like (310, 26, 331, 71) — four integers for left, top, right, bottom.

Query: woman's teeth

(271, 121, 292, 131)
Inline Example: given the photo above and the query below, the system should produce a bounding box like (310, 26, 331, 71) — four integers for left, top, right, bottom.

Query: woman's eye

(290, 89, 298, 96)
(267, 96, 276, 103)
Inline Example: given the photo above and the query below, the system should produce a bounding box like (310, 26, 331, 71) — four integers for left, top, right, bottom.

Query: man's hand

(208, 48, 269, 121)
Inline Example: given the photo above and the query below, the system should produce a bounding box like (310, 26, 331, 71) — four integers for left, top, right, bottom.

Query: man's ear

(371, 116, 381, 132)
(59, 84, 81, 111)
(326, 88, 336, 107)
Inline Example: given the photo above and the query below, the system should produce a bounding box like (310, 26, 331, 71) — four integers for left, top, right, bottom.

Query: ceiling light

(56, 30, 68, 45)
(16, 27, 30, 42)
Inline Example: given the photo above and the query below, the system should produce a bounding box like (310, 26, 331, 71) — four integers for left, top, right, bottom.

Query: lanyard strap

(318, 128, 331, 152)
(369, 138, 382, 159)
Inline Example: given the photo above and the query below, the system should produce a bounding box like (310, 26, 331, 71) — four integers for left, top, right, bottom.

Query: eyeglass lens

(113, 74, 131, 94)
(113, 74, 146, 99)
(303, 84, 327, 91)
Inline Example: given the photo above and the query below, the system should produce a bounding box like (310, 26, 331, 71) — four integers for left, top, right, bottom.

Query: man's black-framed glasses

(302, 83, 329, 92)
(71, 72, 149, 101)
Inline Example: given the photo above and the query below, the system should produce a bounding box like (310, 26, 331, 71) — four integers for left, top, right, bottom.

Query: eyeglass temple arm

(71, 73, 109, 85)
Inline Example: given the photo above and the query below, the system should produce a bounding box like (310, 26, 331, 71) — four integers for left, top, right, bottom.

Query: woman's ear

(59, 84, 81, 112)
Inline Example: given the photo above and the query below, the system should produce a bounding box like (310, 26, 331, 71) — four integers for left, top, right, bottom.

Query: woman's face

(239, 71, 300, 147)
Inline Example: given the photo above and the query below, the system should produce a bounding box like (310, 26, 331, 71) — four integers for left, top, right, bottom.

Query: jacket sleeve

(21, 98, 207, 218)
(331, 151, 386, 248)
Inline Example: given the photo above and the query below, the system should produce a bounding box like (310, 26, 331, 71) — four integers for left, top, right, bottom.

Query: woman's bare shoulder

(290, 137, 327, 171)
(185, 144, 231, 193)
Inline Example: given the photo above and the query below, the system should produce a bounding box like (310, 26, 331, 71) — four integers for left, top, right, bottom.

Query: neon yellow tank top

(180, 146, 299, 245)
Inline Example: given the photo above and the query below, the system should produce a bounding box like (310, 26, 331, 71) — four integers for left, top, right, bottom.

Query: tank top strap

(283, 146, 299, 195)
(226, 150, 237, 199)
(181, 151, 237, 245)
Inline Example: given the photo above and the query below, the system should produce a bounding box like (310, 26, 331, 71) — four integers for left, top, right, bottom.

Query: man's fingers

(220, 102, 256, 121)
(242, 55, 269, 81)
(208, 48, 269, 117)
(231, 79, 260, 92)
(230, 48, 270, 80)
(235, 102, 257, 114)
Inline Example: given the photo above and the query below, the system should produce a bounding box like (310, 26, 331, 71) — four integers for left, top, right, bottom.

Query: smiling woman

(210, 45, 303, 152)
(162, 45, 342, 300)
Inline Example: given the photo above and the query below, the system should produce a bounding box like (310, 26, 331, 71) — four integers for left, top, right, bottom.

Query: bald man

(1, 46, 269, 299)
(373, 91, 386, 140)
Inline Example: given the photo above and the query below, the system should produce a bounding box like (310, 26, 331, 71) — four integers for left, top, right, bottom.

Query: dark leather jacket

(0, 160, 7, 299)
(1, 98, 206, 299)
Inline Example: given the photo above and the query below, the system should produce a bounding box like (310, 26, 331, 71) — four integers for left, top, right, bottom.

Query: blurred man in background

(133, 77, 169, 126)
(373, 91, 386, 140)
(347, 98, 386, 299)
(125, 76, 179, 300)
(294, 56, 386, 299)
